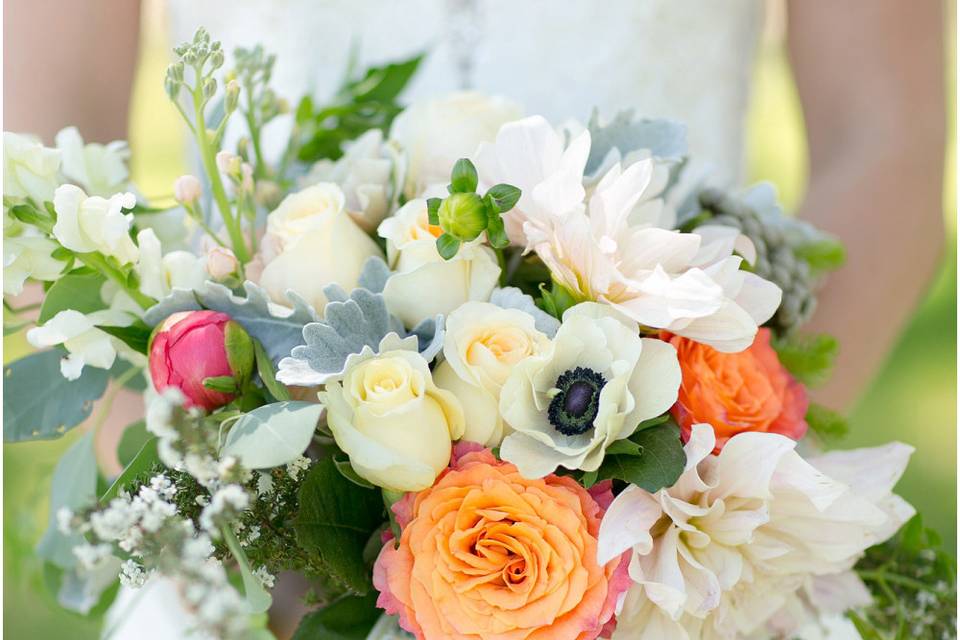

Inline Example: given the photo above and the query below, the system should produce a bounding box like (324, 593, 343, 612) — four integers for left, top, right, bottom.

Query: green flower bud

(164, 76, 180, 101)
(438, 192, 487, 242)
(209, 49, 225, 70)
(225, 79, 241, 113)
(202, 77, 217, 99)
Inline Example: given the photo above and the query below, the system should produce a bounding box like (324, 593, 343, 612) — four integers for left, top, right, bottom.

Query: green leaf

(221, 401, 323, 469)
(333, 454, 376, 490)
(635, 413, 671, 431)
(3, 350, 109, 442)
(294, 456, 386, 594)
(99, 321, 151, 355)
(805, 403, 849, 445)
(116, 420, 149, 467)
(292, 592, 380, 640)
(486, 183, 521, 212)
(604, 439, 642, 456)
(426, 197, 442, 226)
(436, 233, 461, 260)
(773, 332, 838, 387)
(596, 422, 685, 492)
(344, 53, 423, 103)
(485, 211, 509, 249)
(38, 272, 107, 323)
(580, 469, 599, 489)
(37, 432, 98, 568)
(223, 526, 273, 614)
(449, 158, 479, 194)
(537, 281, 578, 320)
(100, 437, 158, 503)
(254, 339, 290, 402)
(203, 375, 239, 393)
(795, 236, 846, 272)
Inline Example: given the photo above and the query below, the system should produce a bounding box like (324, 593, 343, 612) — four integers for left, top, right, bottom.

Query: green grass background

(3, 10, 956, 639)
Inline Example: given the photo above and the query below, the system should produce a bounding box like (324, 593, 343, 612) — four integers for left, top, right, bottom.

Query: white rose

(303, 130, 400, 232)
(498, 303, 682, 478)
(322, 349, 464, 492)
(433, 302, 551, 446)
(3, 131, 61, 203)
(55, 126, 130, 197)
(27, 308, 135, 380)
(258, 183, 382, 310)
(390, 91, 521, 198)
(52, 184, 139, 264)
(378, 199, 501, 327)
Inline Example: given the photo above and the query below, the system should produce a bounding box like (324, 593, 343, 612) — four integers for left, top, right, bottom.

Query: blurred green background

(4, 4, 956, 639)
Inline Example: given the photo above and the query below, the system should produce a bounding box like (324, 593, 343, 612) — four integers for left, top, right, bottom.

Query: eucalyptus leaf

(101, 437, 159, 503)
(57, 557, 121, 615)
(221, 401, 323, 469)
(38, 272, 107, 323)
(37, 432, 98, 568)
(223, 527, 272, 614)
(143, 280, 318, 363)
(3, 350, 109, 442)
(294, 456, 385, 594)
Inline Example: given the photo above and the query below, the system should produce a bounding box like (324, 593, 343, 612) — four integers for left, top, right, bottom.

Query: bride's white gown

(108, 1, 854, 638)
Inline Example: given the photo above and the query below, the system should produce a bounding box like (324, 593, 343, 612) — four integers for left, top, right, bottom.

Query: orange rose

(373, 445, 630, 640)
(663, 328, 808, 452)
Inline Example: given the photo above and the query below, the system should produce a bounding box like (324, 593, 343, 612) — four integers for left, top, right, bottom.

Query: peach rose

(373, 445, 630, 640)
(663, 328, 808, 452)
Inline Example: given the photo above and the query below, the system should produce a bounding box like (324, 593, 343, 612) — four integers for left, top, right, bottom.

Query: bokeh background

(4, 2, 956, 637)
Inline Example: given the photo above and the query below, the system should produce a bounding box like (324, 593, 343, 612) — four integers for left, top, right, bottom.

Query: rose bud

(149, 310, 254, 411)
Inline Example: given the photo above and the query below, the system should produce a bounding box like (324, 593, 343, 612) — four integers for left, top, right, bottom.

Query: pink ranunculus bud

(173, 174, 202, 205)
(148, 310, 254, 411)
(206, 246, 239, 280)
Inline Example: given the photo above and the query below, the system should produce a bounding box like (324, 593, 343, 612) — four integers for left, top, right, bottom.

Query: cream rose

(378, 199, 500, 327)
(322, 349, 464, 492)
(52, 184, 139, 265)
(3, 131, 61, 203)
(433, 302, 551, 446)
(258, 183, 382, 311)
(389, 91, 521, 198)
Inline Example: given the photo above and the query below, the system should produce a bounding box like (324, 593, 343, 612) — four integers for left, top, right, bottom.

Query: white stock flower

(390, 91, 521, 198)
(27, 308, 135, 379)
(3, 131, 61, 203)
(598, 424, 915, 640)
(136, 228, 207, 300)
(52, 184, 139, 265)
(477, 116, 780, 353)
(321, 349, 465, 492)
(3, 223, 67, 295)
(258, 183, 382, 311)
(498, 303, 681, 478)
(378, 198, 500, 327)
(304, 129, 399, 232)
(433, 301, 552, 446)
(55, 126, 130, 197)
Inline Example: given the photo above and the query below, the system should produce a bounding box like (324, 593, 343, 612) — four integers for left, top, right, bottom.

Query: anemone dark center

(548, 367, 606, 436)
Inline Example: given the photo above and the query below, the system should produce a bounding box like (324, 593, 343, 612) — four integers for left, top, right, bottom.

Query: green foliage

(38, 271, 107, 323)
(223, 526, 272, 614)
(253, 338, 290, 401)
(537, 280, 578, 320)
(450, 158, 479, 194)
(593, 419, 686, 492)
(773, 332, 839, 387)
(805, 402, 850, 445)
(292, 592, 381, 640)
(295, 53, 423, 163)
(36, 432, 98, 569)
(116, 420, 150, 466)
(435, 233, 461, 260)
(853, 514, 957, 639)
(99, 320, 152, 355)
(293, 456, 386, 594)
(3, 350, 110, 442)
(221, 401, 323, 469)
(795, 236, 846, 273)
(100, 437, 159, 503)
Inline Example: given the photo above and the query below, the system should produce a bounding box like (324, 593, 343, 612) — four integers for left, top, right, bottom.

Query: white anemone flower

(498, 302, 681, 478)
(598, 424, 914, 640)
(475, 116, 780, 352)
(27, 308, 136, 379)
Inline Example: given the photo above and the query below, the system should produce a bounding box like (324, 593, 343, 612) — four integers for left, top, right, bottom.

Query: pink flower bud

(216, 150, 240, 176)
(206, 246, 238, 280)
(148, 310, 253, 411)
(173, 175, 202, 205)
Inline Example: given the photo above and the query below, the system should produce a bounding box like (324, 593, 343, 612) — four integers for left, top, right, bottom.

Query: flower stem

(76, 253, 155, 310)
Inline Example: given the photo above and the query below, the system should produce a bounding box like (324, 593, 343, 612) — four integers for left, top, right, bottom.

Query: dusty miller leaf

(585, 108, 688, 175)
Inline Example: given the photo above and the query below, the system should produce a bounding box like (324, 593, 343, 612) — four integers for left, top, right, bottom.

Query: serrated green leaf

(37, 432, 98, 568)
(486, 183, 521, 212)
(293, 456, 385, 594)
(805, 403, 849, 445)
(3, 350, 109, 442)
(221, 401, 322, 469)
(773, 332, 838, 387)
(292, 592, 380, 640)
(436, 233, 461, 260)
(597, 422, 685, 492)
(100, 437, 158, 503)
(38, 272, 107, 323)
(450, 158, 478, 194)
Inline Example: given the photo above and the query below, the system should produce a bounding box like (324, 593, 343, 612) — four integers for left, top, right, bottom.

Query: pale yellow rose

(322, 350, 464, 492)
(433, 302, 551, 446)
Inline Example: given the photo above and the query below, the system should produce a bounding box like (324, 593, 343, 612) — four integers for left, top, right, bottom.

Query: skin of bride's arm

(786, 0, 947, 411)
(3, 0, 141, 143)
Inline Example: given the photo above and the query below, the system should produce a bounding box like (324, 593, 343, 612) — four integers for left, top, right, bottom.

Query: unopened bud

(216, 151, 240, 176)
(173, 174, 202, 205)
(438, 192, 487, 242)
(205, 245, 239, 280)
(209, 49, 225, 70)
(224, 80, 241, 113)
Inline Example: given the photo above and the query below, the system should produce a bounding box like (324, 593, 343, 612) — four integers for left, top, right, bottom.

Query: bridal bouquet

(4, 29, 955, 640)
